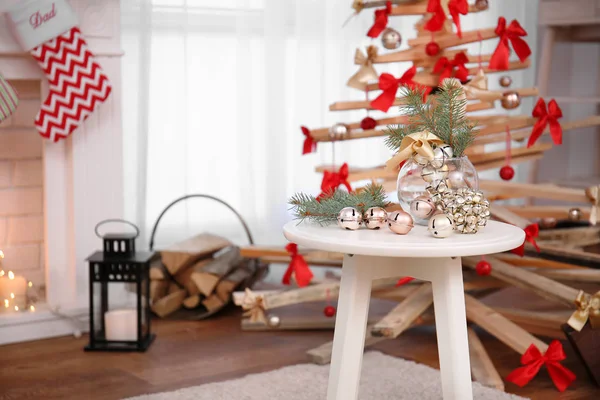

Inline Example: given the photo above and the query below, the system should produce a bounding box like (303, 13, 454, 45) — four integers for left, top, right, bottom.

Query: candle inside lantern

(104, 309, 138, 341)
(0, 271, 27, 306)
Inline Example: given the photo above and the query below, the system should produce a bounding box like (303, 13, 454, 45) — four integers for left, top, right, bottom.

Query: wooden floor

(1, 300, 599, 400)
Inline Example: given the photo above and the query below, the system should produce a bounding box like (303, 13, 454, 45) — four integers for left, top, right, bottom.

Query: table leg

(431, 257, 473, 400)
(327, 254, 373, 400)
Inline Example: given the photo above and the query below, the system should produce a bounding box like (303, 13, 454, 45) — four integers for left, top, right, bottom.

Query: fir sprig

(289, 183, 389, 225)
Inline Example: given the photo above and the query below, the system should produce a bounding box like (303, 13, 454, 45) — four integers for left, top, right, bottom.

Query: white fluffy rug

(125, 351, 527, 400)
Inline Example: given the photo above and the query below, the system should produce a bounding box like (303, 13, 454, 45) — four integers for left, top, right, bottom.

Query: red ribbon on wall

(433, 52, 469, 84)
(424, 0, 469, 38)
(527, 98, 563, 148)
(317, 163, 352, 200)
(506, 340, 576, 392)
(301, 126, 316, 155)
(367, 1, 392, 38)
(489, 17, 531, 71)
(511, 223, 540, 257)
(282, 243, 313, 287)
(371, 66, 430, 112)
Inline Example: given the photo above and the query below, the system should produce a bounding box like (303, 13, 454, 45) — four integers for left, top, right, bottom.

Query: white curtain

(121, 0, 538, 252)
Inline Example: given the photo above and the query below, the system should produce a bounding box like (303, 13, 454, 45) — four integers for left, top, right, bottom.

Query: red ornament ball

(324, 305, 336, 318)
(425, 41, 440, 57)
(499, 165, 515, 181)
(476, 260, 492, 276)
(360, 117, 377, 130)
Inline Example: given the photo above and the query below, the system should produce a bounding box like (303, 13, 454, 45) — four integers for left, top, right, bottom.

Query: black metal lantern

(84, 219, 158, 352)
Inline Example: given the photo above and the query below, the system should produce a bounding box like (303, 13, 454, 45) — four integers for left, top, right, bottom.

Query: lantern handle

(148, 194, 254, 251)
(94, 219, 140, 239)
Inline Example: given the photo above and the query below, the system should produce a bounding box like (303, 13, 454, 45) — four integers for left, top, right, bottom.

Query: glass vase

(397, 156, 479, 225)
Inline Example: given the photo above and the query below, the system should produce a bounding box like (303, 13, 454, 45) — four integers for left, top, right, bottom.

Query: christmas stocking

(0, 73, 19, 123)
(7, 0, 112, 142)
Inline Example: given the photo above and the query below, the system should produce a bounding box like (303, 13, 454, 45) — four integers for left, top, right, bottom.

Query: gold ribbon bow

(385, 131, 444, 171)
(347, 46, 379, 90)
(586, 185, 599, 226)
(567, 290, 600, 331)
(461, 69, 497, 101)
(241, 288, 267, 324)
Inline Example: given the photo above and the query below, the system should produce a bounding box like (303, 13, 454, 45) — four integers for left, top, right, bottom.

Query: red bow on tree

(282, 243, 313, 287)
(511, 223, 540, 257)
(527, 98, 563, 148)
(367, 1, 392, 38)
(395, 276, 415, 286)
(371, 67, 430, 112)
(424, 0, 469, 38)
(301, 126, 316, 155)
(433, 52, 469, 84)
(506, 340, 576, 392)
(318, 163, 352, 200)
(489, 17, 531, 71)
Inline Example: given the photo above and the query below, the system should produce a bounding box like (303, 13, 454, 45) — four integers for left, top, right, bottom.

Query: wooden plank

(307, 116, 406, 142)
(371, 284, 433, 338)
(493, 253, 587, 270)
(491, 204, 530, 229)
(307, 327, 387, 365)
(467, 143, 553, 166)
(408, 27, 498, 48)
(494, 307, 569, 332)
(467, 328, 505, 391)
(533, 268, 600, 283)
(479, 180, 589, 203)
(464, 294, 548, 354)
(329, 98, 494, 113)
(505, 205, 592, 220)
(413, 60, 531, 88)
(475, 153, 543, 172)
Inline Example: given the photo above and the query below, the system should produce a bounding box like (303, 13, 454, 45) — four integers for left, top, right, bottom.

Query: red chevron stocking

(7, 0, 112, 142)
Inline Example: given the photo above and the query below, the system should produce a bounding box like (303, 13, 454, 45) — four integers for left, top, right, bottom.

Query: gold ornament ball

(364, 207, 388, 230)
(568, 208, 582, 221)
(337, 207, 363, 230)
(268, 314, 281, 327)
(387, 210, 414, 235)
(501, 91, 521, 110)
(475, 0, 489, 10)
(428, 213, 455, 238)
(539, 217, 558, 229)
(381, 28, 402, 50)
(499, 75, 512, 87)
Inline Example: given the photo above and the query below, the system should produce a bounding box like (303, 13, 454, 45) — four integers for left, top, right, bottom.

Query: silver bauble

(364, 207, 388, 230)
(387, 210, 414, 235)
(501, 91, 521, 110)
(329, 123, 349, 140)
(428, 213, 455, 238)
(268, 314, 281, 327)
(337, 207, 362, 230)
(499, 75, 512, 87)
(413, 153, 430, 167)
(381, 28, 402, 50)
(475, 0, 489, 10)
(409, 196, 436, 220)
(421, 164, 449, 183)
(568, 207, 582, 221)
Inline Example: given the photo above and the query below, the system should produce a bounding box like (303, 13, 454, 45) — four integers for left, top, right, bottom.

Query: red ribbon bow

(301, 126, 316, 155)
(511, 223, 540, 257)
(425, 0, 469, 38)
(489, 17, 531, 71)
(506, 340, 576, 392)
(433, 52, 469, 84)
(282, 243, 314, 287)
(527, 98, 563, 148)
(395, 276, 415, 286)
(367, 1, 392, 38)
(318, 163, 352, 200)
(371, 66, 431, 112)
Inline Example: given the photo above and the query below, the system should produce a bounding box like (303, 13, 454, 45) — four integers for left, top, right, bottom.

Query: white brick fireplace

(0, 0, 124, 345)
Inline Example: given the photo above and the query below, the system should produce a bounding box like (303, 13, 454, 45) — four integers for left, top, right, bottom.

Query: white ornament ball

(329, 123, 349, 140)
(428, 213, 455, 238)
(268, 314, 281, 327)
(421, 164, 449, 183)
(381, 28, 402, 50)
(387, 210, 414, 235)
(364, 207, 388, 230)
(337, 207, 362, 230)
(409, 196, 436, 220)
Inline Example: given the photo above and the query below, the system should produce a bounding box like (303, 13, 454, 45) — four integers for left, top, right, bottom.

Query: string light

(0, 270, 4, 277)
(29, 305, 35, 312)
(10, 293, 14, 299)
(28, 281, 33, 288)
(14, 306, 19, 311)
(8, 271, 14, 280)
(3, 299, 8, 308)
(0, 250, 4, 258)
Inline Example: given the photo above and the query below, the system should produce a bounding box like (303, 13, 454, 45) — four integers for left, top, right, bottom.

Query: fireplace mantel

(0, 0, 124, 345)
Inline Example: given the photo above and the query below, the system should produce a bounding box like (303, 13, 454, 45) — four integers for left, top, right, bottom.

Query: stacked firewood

(150, 233, 264, 319)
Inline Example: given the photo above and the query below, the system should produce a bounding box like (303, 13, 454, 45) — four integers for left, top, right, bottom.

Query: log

(151, 289, 187, 318)
(215, 261, 255, 302)
(150, 263, 167, 280)
(174, 258, 212, 296)
(149, 280, 169, 304)
(160, 233, 231, 276)
(202, 294, 225, 312)
(190, 246, 242, 296)
(467, 328, 504, 391)
(167, 281, 181, 295)
(371, 284, 433, 338)
(464, 294, 548, 354)
(182, 295, 201, 309)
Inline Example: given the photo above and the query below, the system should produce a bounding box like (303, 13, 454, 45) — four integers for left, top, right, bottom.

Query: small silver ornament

(501, 91, 521, 110)
(381, 28, 402, 50)
(421, 164, 449, 183)
(364, 207, 388, 230)
(329, 123, 349, 140)
(431, 144, 454, 168)
(475, 0, 488, 10)
(387, 210, 414, 235)
(499, 75, 512, 87)
(568, 208, 582, 221)
(413, 153, 430, 167)
(268, 314, 281, 327)
(428, 213, 454, 238)
(409, 196, 436, 220)
(337, 207, 362, 230)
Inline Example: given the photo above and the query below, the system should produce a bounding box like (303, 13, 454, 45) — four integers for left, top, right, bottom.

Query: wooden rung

(307, 327, 387, 365)
(491, 204, 531, 229)
(465, 142, 553, 165)
(475, 116, 537, 137)
(388, 2, 485, 16)
(465, 294, 548, 355)
(533, 268, 600, 283)
(308, 116, 406, 142)
(493, 253, 588, 270)
(475, 153, 543, 172)
(408, 27, 498, 48)
(467, 328, 505, 391)
(329, 98, 494, 112)
(504, 205, 592, 220)
(479, 180, 589, 203)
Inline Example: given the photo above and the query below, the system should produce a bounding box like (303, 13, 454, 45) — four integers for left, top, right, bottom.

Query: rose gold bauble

(387, 211, 414, 235)
(501, 91, 521, 109)
(499, 75, 512, 87)
(568, 208, 582, 221)
(475, 0, 489, 10)
(539, 217, 557, 229)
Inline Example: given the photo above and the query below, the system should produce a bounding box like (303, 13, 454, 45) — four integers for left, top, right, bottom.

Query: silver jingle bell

(381, 28, 402, 50)
(364, 207, 388, 230)
(431, 144, 453, 168)
(568, 207, 582, 221)
(413, 153, 430, 167)
(337, 207, 362, 230)
(409, 196, 436, 220)
(499, 75, 512, 88)
(421, 164, 449, 183)
(428, 213, 455, 238)
(387, 210, 414, 235)
(501, 91, 521, 110)
(329, 123, 349, 140)
(268, 314, 281, 327)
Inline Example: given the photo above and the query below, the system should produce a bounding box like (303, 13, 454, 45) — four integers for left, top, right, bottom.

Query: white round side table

(283, 220, 525, 400)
